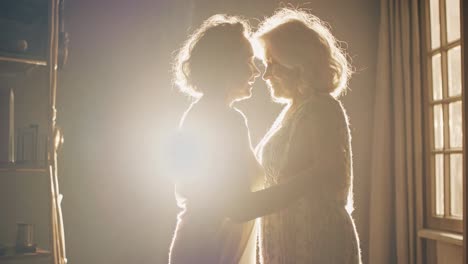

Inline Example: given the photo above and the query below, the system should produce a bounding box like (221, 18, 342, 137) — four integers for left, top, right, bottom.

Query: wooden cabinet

(0, 1, 67, 263)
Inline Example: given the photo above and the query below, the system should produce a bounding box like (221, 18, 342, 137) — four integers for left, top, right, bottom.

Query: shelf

(0, 59, 46, 79)
(0, 247, 50, 260)
(0, 163, 48, 173)
(0, 55, 47, 66)
(0, 52, 47, 77)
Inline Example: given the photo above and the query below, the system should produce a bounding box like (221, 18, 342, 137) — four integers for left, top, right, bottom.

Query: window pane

(448, 46, 462, 97)
(449, 101, 463, 148)
(432, 54, 443, 100)
(433, 104, 444, 149)
(450, 154, 463, 218)
(446, 0, 461, 42)
(435, 154, 445, 216)
(430, 0, 441, 48)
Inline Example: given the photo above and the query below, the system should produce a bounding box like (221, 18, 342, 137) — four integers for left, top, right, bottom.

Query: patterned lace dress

(258, 94, 362, 264)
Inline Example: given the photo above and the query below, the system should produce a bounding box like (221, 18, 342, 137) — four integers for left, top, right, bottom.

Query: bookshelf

(0, 0, 67, 263)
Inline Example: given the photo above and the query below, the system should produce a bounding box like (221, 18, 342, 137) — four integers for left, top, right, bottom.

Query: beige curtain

(368, 0, 423, 263)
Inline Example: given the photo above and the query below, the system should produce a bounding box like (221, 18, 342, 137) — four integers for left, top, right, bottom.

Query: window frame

(462, 0, 467, 262)
(422, 0, 464, 233)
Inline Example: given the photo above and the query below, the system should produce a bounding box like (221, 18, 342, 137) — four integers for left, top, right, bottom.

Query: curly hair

(173, 14, 252, 98)
(254, 8, 352, 98)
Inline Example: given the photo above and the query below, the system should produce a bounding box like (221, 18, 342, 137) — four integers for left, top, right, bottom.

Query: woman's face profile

(262, 44, 300, 100)
(226, 43, 260, 101)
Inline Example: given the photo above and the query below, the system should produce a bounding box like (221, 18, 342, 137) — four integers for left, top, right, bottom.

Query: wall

(57, 0, 379, 263)
(425, 239, 463, 264)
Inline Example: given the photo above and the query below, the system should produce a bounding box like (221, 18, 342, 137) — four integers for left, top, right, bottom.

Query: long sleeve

(225, 95, 351, 222)
(224, 166, 314, 222)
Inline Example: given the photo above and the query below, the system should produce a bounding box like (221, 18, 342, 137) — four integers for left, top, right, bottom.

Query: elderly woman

(254, 8, 362, 263)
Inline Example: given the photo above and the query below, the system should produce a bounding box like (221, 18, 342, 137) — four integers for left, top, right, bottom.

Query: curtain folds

(368, 0, 423, 263)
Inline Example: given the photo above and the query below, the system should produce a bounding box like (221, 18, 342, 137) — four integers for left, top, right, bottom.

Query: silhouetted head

(173, 15, 260, 104)
(254, 8, 351, 101)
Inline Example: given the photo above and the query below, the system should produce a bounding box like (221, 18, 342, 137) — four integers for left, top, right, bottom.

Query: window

(424, 0, 463, 232)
